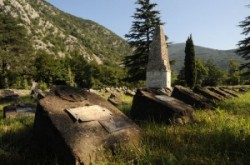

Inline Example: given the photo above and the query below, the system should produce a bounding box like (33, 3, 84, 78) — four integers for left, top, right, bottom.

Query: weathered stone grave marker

(171, 85, 215, 109)
(0, 89, 19, 103)
(34, 86, 140, 165)
(207, 87, 233, 99)
(193, 86, 224, 101)
(3, 104, 36, 118)
(131, 89, 195, 124)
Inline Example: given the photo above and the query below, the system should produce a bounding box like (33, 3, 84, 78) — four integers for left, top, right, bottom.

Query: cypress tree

(123, 0, 164, 82)
(184, 35, 196, 88)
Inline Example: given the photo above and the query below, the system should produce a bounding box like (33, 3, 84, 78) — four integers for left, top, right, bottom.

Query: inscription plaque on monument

(66, 105, 113, 122)
(99, 116, 131, 133)
(66, 105, 131, 133)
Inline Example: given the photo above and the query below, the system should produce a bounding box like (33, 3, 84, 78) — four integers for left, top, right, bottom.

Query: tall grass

(104, 92, 250, 164)
(1, 92, 250, 164)
(0, 96, 57, 165)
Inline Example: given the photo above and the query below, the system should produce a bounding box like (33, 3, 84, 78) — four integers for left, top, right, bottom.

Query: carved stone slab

(131, 89, 195, 124)
(155, 95, 175, 102)
(34, 86, 141, 165)
(99, 116, 131, 133)
(66, 105, 113, 122)
(3, 104, 35, 118)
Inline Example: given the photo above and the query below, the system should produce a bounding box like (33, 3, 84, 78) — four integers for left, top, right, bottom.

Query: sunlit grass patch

(217, 91, 250, 116)
(104, 91, 250, 164)
(0, 91, 250, 164)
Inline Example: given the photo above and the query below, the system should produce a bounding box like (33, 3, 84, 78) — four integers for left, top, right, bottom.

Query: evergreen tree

(0, 12, 34, 88)
(184, 35, 196, 88)
(123, 0, 164, 82)
(237, 6, 250, 74)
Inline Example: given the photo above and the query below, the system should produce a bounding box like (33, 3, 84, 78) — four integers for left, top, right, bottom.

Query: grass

(0, 91, 250, 164)
(104, 92, 250, 165)
(0, 96, 57, 165)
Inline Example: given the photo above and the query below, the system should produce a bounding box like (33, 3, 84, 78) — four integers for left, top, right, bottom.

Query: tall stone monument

(146, 25, 171, 89)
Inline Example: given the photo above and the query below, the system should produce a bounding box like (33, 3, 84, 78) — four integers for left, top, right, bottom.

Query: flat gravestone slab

(16, 107, 33, 112)
(99, 116, 131, 133)
(66, 105, 113, 122)
(131, 89, 195, 124)
(3, 105, 35, 118)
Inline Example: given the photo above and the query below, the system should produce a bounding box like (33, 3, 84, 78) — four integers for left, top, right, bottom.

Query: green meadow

(0, 91, 250, 165)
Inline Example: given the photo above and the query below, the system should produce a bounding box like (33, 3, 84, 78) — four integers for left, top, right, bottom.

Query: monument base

(146, 71, 171, 89)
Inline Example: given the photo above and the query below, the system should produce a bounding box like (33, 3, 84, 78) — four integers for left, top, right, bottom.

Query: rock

(171, 85, 214, 109)
(239, 88, 248, 93)
(34, 85, 140, 165)
(130, 89, 195, 124)
(193, 86, 224, 101)
(124, 89, 136, 96)
(108, 93, 123, 106)
(104, 87, 111, 93)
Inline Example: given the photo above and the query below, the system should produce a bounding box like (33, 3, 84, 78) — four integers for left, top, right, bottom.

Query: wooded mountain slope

(0, 0, 131, 64)
(169, 43, 243, 71)
(0, 0, 243, 70)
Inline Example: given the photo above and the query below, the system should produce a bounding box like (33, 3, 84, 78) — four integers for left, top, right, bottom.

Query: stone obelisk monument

(146, 25, 171, 89)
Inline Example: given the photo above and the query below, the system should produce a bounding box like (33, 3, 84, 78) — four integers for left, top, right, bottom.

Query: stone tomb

(3, 103, 36, 118)
(193, 86, 224, 101)
(34, 86, 140, 165)
(131, 89, 195, 124)
(207, 87, 233, 99)
(171, 85, 215, 109)
(0, 89, 19, 103)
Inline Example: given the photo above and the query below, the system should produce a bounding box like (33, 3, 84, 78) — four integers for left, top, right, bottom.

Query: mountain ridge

(0, 0, 132, 64)
(168, 43, 243, 71)
(0, 0, 244, 71)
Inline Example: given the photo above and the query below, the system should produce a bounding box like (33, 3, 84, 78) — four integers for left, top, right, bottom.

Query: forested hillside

(0, 0, 247, 89)
(0, 0, 132, 89)
(169, 43, 244, 71)
(0, 0, 131, 63)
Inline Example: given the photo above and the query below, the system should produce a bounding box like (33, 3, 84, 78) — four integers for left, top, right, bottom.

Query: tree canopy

(237, 6, 250, 75)
(123, 0, 164, 82)
(0, 12, 34, 88)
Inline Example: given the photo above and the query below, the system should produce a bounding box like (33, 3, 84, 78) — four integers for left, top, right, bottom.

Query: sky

(46, 0, 249, 50)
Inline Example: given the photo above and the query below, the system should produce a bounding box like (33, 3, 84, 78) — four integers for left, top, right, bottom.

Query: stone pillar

(146, 25, 171, 89)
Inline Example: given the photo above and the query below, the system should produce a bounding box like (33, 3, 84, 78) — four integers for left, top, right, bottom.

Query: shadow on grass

(0, 118, 57, 165)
